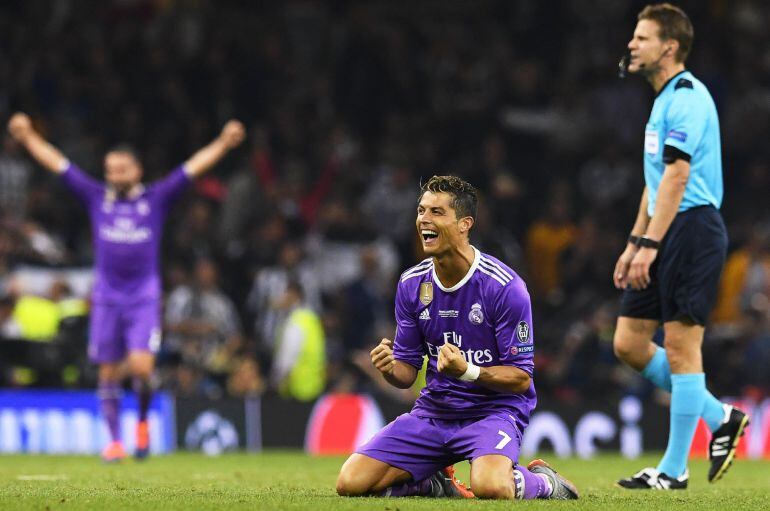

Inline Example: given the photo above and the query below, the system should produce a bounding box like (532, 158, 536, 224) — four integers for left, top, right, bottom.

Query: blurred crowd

(1, 0, 770, 404)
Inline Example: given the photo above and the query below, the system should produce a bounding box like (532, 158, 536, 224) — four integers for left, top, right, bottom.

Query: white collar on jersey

(432, 246, 480, 292)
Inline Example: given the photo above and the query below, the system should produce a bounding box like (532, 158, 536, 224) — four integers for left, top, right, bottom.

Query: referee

(612, 4, 749, 490)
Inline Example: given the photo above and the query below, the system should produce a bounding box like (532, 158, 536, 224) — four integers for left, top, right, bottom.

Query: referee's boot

(617, 468, 688, 490)
(708, 405, 750, 483)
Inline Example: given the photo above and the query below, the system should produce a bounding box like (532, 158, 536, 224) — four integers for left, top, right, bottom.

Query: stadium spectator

(524, 182, 577, 298)
(270, 280, 326, 402)
(247, 240, 321, 350)
(0, 135, 33, 220)
(164, 258, 245, 388)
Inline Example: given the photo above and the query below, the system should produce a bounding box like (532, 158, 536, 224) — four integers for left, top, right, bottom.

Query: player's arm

(374, 281, 426, 389)
(183, 120, 246, 178)
(370, 338, 418, 389)
(437, 343, 531, 393)
(477, 365, 531, 393)
(7, 113, 67, 173)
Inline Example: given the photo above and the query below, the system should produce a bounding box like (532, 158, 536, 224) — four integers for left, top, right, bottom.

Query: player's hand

(370, 338, 395, 376)
(627, 247, 658, 290)
(437, 342, 468, 378)
(220, 120, 246, 149)
(8, 113, 34, 143)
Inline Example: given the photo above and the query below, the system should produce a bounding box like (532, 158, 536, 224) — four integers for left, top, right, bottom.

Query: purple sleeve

(59, 162, 104, 206)
(149, 165, 192, 210)
(493, 281, 535, 376)
(392, 282, 426, 369)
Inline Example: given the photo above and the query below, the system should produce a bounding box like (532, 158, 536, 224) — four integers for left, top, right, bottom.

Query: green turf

(0, 451, 768, 510)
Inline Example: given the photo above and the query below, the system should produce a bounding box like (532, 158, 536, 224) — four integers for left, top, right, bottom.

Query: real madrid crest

(468, 303, 484, 324)
(419, 282, 433, 305)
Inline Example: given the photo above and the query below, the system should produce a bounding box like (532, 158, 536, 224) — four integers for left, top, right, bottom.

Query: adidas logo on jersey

(419, 309, 431, 320)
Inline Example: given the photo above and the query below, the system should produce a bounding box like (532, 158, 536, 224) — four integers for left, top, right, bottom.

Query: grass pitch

(1, 451, 769, 510)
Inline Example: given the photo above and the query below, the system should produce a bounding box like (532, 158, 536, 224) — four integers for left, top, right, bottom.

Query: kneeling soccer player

(336, 176, 578, 500)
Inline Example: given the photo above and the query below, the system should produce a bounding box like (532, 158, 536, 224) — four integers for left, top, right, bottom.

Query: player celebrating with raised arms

(613, 4, 748, 489)
(7, 112, 245, 462)
(336, 176, 578, 500)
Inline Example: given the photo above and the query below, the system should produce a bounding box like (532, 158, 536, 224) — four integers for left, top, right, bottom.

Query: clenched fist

(219, 120, 246, 149)
(8, 112, 34, 143)
(370, 338, 395, 376)
(437, 342, 468, 378)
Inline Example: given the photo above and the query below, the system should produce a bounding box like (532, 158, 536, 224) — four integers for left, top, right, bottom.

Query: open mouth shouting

(421, 228, 439, 247)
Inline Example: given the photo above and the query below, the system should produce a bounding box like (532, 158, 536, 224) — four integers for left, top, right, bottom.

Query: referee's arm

(627, 155, 690, 290)
(645, 156, 690, 241)
(613, 187, 650, 289)
(630, 187, 651, 239)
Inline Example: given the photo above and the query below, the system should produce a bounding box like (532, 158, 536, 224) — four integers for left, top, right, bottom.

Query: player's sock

(381, 478, 434, 497)
(657, 373, 706, 477)
(641, 347, 726, 432)
(514, 466, 551, 499)
(132, 377, 152, 422)
(98, 380, 122, 442)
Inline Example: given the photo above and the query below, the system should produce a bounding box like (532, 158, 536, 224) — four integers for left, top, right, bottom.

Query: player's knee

(470, 478, 513, 500)
(128, 360, 154, 380)
(98, 364, 121, 382)
(335, 470, 370, 497)
(470, 469, 514, 500)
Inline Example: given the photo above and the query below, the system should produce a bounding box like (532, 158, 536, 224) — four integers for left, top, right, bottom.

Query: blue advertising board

(0, 390, 175, 454)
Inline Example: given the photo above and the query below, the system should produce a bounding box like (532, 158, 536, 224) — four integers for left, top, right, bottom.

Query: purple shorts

(88, 301, 162, 363)
(356, 411, 523, 482)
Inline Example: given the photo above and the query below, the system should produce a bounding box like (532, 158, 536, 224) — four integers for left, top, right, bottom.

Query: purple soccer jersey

(394, 247, 537, 428)
(60, 162, 190, 305)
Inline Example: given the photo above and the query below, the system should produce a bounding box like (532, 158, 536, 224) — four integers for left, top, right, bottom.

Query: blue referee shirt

(643, 70, 723, 216)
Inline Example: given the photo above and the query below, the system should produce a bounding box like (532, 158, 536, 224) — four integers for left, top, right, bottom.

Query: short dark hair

(419, 175, 478, 220)
(106, 143, 141, 162)
(638, 3, 694, 63)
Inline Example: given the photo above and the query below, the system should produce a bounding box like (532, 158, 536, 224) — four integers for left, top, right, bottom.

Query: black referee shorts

(620, 205, 727, 325)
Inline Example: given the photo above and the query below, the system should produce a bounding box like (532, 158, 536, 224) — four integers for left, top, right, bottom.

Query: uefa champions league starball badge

(468, 303, 484, 324)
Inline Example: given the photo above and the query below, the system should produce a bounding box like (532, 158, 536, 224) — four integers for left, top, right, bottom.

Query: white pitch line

(16, 474, 69, 481)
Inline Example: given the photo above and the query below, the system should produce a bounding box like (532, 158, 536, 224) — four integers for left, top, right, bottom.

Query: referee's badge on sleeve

(645, 129, 659, 155)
